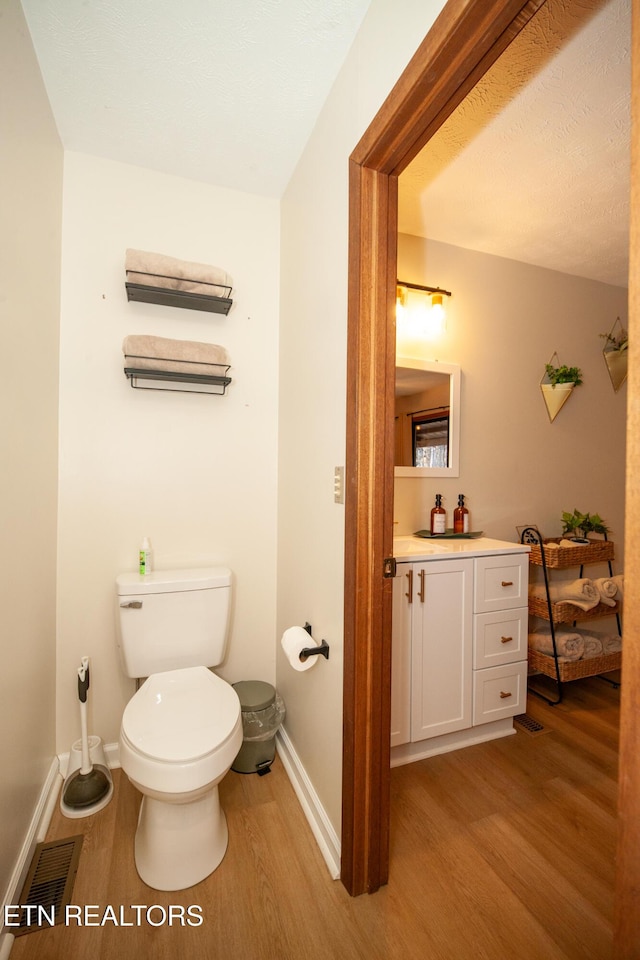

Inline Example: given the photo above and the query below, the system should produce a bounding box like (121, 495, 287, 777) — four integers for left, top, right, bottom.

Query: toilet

(116, 567, 242, 891)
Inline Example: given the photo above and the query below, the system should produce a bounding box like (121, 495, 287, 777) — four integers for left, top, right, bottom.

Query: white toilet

(116, 567, 242, 891)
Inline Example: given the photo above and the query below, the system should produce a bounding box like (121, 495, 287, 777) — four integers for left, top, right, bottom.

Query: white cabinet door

(411, 557, 473, 741)
(391, 565, 412, 747)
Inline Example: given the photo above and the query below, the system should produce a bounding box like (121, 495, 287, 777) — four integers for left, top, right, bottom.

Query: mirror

(394, 358, 460, 477)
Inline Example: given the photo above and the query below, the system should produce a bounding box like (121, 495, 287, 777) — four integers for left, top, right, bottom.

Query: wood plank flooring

(10, 673, 619, 960)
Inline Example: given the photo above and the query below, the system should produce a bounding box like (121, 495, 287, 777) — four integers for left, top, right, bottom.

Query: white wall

(395, 234, 628, 562)
(56, 152, 280, 752)
(0, 0, 62, 906)
(278, 0, 449, 836)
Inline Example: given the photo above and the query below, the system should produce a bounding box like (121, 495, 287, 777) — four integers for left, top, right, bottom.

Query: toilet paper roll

(281, 626, 318, 672)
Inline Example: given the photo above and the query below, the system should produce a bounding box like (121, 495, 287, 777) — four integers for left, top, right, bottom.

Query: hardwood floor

(10, 674, 619, 960)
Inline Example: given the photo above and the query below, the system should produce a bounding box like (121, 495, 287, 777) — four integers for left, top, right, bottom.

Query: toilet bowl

(119, 666, 242, 890)
(116, 566, 241, 890)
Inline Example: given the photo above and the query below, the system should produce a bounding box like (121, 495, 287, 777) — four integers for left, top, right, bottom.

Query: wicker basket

(528, 646, 622, 681)
(528, 595, 621, 623)
(527, 538, 614, 568)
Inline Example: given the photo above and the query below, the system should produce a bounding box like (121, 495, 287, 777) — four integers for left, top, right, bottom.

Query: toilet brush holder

(60, 735, 114, 819)
(65, 735, 108, 779)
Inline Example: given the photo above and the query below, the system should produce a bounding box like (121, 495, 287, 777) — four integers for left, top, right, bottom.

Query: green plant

(561, 509, 610, 538)
(600, 327, 628, 352)
(545, 363, 583, 387)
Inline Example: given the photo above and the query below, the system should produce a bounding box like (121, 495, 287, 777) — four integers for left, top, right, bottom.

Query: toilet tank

(116, 567, 232, 678)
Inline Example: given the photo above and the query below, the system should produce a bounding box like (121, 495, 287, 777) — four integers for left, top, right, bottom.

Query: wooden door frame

(342, 0, 640, 952)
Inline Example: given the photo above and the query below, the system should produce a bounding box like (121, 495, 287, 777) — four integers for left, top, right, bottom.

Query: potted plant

(600, 319, 628, 392)
(544, 363, 584, 386)
(540, 356, 583, 421)
(561, 509, 610, 541)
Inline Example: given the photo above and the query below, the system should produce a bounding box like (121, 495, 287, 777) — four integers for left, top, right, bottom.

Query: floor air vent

(14, 835, 83, 936)
(514, 714, 550, 737)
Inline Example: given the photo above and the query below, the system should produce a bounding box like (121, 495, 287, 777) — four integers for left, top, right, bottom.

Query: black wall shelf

(125, 281, 233, 315)
(124, 366, 232, 396)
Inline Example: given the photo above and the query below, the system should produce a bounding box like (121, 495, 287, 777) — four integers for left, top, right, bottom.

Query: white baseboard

(390, 717, 515, 767)
(276, 727, 340, 880)
(0, 757, 61, 958)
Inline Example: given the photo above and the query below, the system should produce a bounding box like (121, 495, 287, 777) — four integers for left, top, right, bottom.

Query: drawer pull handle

(405, 570, 413, 604)
(501, 580, 514, 587)
(500, 636, 513, 644)
(499, 690, 512, 699)
(418, 569, 426, 603)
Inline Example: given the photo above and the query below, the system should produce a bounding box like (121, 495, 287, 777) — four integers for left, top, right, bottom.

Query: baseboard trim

(390, 717, 515, 767)
(276, 727, 340, 880)
(0, 756, 61, 957)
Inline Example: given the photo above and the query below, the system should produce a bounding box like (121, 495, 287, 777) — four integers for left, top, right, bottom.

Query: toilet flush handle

(120, 601, 143, 609)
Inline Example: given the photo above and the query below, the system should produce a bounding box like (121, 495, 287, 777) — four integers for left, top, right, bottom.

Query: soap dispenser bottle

(139, 537, 153, 575)
(453, 495, 469, 534)
(430, 494, 446, 535)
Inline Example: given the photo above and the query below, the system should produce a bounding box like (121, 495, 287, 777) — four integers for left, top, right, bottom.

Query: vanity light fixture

(396, 280, 452, 339)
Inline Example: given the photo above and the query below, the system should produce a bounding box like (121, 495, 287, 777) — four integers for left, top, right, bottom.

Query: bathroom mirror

(394, 358, 460, 477)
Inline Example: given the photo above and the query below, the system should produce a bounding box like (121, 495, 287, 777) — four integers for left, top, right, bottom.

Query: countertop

(393, 535, 530, 562)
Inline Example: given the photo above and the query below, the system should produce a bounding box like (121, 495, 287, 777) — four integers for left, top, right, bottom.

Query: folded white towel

(529, 578, 600, 611)
(125, 249, 232, 297)
(528, 628, 585, 661)
(123, 335, 229, 377)
(592, 577, 618, 607)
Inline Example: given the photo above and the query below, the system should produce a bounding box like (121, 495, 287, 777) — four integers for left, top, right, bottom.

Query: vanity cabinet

(391, 544, 528, 766)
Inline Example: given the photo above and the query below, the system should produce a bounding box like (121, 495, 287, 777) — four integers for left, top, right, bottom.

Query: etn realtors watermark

(5, 903, 204, 928)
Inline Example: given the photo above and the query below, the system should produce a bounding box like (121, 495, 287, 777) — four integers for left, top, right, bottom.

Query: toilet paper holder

(300, 623, 330, 662)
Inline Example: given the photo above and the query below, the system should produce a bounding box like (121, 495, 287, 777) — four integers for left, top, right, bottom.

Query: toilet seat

(122, 666, 241, 764)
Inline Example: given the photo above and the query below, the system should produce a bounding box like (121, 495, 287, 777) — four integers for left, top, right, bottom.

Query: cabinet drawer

(474, 554, 528, 612)
(473, 607, 528, 669)
(472, 661, 527, 725)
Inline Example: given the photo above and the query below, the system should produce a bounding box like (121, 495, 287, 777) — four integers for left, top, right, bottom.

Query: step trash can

(232, 680, 286, 775)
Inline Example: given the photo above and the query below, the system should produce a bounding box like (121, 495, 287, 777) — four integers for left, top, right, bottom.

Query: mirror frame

(394, 357, 461, 477)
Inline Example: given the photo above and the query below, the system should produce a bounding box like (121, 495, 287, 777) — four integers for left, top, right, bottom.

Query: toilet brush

(61, 657, 111, 812)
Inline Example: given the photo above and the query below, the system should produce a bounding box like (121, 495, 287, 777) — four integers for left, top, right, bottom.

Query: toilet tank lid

(116, 567, 231, 596)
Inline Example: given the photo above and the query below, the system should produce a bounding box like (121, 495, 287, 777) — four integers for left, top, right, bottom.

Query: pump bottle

(430, 494, 446, 535)
(139, 537, 153, 575)
(453, 495, 470, 534)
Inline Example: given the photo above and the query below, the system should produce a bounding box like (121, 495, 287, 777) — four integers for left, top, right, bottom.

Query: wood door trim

(342, 8, 639, 955)
(614, 8, 640, 956)
(342, 0, 550, 899)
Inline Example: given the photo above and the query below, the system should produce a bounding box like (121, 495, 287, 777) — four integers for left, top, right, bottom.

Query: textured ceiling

(21, 0, 630, 286)
(398, 0, 631, 287)
(20, 0, 372, 197)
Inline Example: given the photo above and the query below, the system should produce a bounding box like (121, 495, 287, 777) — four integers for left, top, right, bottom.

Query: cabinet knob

(501, 580, 514, 587)
(499, 690, 512, 699)
(500, 636, 513, 644)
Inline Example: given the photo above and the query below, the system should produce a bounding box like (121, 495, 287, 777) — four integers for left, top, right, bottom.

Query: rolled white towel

(125, 249, 232, 296)
(602, 636, 622, 654)
(592, 577, 618, 607)
(611, 574, 624, 600)
(123, 335, 229, 376)
(577, 630, 604, 658)
(528, 627, 585, 661)
(529, 578, 599, 611)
